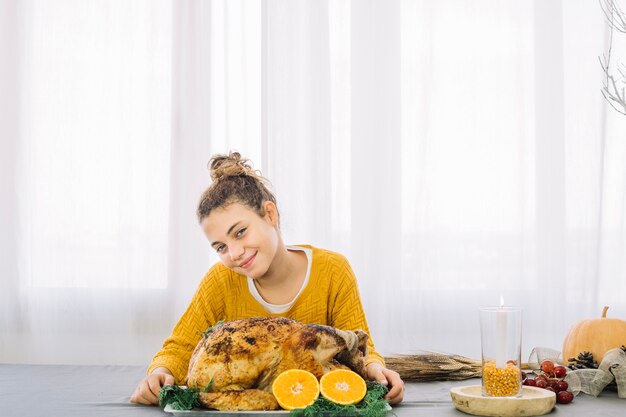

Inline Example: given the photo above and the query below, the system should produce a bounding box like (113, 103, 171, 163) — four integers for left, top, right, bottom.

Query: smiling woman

(130, 152, 405, 407)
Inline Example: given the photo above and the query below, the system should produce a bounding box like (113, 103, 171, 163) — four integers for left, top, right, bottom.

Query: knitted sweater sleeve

(328, 254, 385, 367)
(147, 265, 226, 383)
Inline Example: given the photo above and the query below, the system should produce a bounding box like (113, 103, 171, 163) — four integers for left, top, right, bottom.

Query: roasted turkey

(186, 317, 369, 410)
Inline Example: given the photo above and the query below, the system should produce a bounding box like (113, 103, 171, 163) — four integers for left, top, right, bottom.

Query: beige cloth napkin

(565, 348, 626, 398)
(527, 346, 625, 398)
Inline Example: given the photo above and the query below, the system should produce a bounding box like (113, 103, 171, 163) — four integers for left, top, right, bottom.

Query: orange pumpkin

(562, 306, 626, 364)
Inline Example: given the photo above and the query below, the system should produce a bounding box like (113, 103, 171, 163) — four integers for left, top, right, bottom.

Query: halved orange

(272, 369, 320, 410)
(319, 369, 367, 405)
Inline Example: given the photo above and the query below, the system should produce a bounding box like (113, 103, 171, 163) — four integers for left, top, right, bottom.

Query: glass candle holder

(479, 306, 522, 397)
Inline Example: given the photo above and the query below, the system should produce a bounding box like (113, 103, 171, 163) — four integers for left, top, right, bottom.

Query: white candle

(496, 296, 507, 368)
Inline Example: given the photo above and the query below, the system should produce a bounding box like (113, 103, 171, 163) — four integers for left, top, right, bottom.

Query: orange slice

(319, 369, 367, 405)
(272, 369, 320, 410)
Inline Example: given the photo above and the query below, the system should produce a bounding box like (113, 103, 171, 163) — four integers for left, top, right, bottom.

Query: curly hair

(196, 151, 279, 225)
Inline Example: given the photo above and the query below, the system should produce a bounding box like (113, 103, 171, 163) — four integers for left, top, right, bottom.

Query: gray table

(0, 364, 624, 416)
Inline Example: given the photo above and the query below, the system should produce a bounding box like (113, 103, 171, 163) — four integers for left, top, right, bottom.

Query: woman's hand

(130, 367, 175, 405)
(366, 362, 404, 405)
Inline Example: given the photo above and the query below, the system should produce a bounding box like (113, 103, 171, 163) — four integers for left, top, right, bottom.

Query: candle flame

(500, 295, 505, 308)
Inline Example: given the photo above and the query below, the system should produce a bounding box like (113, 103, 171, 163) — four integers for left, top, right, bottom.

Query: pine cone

(566, 351, 598, 370)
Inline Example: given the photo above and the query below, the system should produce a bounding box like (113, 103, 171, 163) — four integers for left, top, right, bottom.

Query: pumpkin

(562, 306, 626, 364)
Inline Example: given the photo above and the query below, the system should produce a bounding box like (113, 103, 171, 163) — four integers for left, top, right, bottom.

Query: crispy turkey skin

(186, 317, 369, 410)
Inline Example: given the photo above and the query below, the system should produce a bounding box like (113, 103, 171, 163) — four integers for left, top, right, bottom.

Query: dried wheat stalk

(384, 353, 482, 382)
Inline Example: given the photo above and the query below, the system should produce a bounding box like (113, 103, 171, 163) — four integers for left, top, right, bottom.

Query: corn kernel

(482, 361, 521, 397)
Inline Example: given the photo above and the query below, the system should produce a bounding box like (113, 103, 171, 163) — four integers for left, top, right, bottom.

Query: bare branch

(600, 53, 609, 69)
(612, 0, 626, 31)
(603, 71, 626, 114)
(618, 62, 626, 79)
(600, 60, 626, 114)
(602, 88, 626, 114)
(599, 0, 626, 115)
(600, 0, 626, 33)
(600, 0, 616, 28)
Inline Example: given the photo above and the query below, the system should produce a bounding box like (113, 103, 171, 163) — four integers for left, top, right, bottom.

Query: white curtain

(1, 0, 625, 365)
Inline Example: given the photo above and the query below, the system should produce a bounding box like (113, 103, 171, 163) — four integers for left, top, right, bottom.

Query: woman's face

(201, 201, 279, 279)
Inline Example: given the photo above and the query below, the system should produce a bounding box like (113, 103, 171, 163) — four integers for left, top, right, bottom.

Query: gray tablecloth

(0, 364, 624, 416)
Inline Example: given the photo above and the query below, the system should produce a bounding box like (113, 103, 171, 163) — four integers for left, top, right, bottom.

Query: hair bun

(208, 151, 256, 182)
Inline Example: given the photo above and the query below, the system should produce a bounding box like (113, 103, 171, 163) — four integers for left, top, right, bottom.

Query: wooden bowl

(450, 385, 555, 417)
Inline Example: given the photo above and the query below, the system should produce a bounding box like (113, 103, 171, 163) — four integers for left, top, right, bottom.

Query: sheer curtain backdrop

(1, 0, 625, 366)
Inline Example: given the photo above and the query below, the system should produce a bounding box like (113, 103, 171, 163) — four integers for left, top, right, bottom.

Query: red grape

(555, 381, 568, 392)
(557, 391, 574, 404)
(554, 366, 567, 378)
(536, 379, 548, 389)
(523, 379, 537, 386)
(541, 360, 555, 374)
(536, 375, 548, 384)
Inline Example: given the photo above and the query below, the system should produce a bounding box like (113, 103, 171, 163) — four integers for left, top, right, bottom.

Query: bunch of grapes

(522, 360, 574, 405)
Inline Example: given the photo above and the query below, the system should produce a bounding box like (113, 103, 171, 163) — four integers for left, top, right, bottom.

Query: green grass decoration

(290, 381, 391, 417)
(158, 385, 200, 410)
(158, 379, 390, 415)
(158, 381, 213, 411)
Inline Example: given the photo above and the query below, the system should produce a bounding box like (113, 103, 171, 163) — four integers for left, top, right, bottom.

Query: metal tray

(164, 405, 288, 416)
(163, 403, 392, 416)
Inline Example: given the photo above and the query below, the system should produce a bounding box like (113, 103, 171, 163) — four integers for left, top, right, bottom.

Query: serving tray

(164, 405, 288, 416)
(164, 403, 392, 417)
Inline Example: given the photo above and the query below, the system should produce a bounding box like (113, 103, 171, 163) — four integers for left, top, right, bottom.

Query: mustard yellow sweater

(148, 245, 384, 383)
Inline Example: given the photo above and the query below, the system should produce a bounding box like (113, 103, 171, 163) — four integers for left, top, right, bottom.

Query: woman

(130, 152, 404, 405)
